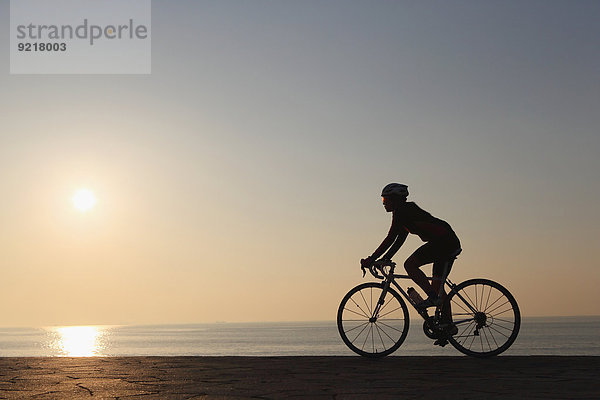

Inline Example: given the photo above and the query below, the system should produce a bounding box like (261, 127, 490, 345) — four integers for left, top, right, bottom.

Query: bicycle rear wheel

(337, 282, 409, 357)
(447, 278, 520, 357)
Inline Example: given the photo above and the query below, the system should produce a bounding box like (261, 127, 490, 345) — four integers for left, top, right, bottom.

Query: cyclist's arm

(382, 229, 408, 259)
(365, 212, 406, 262)
(370, 223, 408, 260)
(369, 232, 397, 260)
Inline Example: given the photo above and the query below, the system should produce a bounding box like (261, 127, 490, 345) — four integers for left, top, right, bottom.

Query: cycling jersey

(389, 202, 453, 242)
(370, 202, 459, 263)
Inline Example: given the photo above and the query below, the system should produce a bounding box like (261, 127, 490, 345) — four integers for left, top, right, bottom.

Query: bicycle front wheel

(337, 282, 409, 357)
(447, 278, 520, 357)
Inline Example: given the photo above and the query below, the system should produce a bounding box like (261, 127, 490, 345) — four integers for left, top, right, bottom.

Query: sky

(1, 0, 599, 327)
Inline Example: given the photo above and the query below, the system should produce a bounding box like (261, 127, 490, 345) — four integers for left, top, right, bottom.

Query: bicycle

(337, 253, 520, 358)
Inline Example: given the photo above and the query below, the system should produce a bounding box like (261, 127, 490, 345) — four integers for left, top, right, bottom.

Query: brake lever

(371, 266, 383, 280)
(369, 265, 377, 277)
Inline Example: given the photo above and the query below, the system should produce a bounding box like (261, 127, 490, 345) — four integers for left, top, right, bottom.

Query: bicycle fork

(370, 280, 392, 321)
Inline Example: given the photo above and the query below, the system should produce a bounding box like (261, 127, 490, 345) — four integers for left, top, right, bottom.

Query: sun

(72, 188, 97, 212)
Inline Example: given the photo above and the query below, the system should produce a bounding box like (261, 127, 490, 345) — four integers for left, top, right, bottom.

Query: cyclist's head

(381, 183, 408, 211)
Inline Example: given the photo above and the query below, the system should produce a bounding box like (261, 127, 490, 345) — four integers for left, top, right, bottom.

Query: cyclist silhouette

(361, 183, 461, 329)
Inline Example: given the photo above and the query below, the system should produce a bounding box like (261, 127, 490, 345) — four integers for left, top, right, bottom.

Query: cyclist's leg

(433, 259, 453, 323)
(404, 244, 437, 298)
(431, 234, 460, 291)
(432, 259, 452, 297)
(405, 237, 461, 301)
(432, 237, 461, 323)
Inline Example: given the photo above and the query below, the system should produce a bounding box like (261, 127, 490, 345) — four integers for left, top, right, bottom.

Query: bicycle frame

(370, 261, 478, 326)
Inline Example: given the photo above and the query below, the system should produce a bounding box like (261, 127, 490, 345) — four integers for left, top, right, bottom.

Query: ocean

(1, 317, 598, 357)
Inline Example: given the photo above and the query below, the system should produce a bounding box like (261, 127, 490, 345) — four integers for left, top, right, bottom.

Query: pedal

(434, 338, 448, 347)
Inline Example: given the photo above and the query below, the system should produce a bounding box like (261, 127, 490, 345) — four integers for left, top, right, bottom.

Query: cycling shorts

(411, 233, 461, 278)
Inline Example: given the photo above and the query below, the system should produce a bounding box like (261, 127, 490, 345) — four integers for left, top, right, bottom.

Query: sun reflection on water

(50, 326, 107, 356)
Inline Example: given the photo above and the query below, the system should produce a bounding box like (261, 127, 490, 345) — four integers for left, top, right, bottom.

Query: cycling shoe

(438, 323, 458, 336)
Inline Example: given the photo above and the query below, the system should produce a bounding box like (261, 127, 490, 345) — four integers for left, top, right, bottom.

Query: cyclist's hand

(361, 256, 374, 268)
(361, 256, 375, 277)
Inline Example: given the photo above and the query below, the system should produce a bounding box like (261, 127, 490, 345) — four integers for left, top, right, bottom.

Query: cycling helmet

(381, 183, 409, 199)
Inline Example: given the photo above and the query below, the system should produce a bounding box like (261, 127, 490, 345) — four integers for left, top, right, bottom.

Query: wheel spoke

(453, 317, 475, 326)
(481, 324, 492, 352)
(462, 287, 478, 312)
(484, 284, 493, 312)
(465, 322, 477, 343)
(371, 323, 375, 353)
(344, 321, 369, 335)
(486, 324, 511, 339)
(459, 321, 476, 344)
(351, 321, 371, 344)
(490, 307, 515, 318)
(483, 293, 503, 314)
(451, 298, 473, 316)
(377, 320, 405, 334)
(375, 322, 397, 343)
(481, 284, 487, 310)
(359, 290, 372, 316)
(348, 297, 370, 318)
(374, 323, 387, 351)
(486, 324, 500, 350)
(480, 329, 485, 353)
(493, 317, 516, 325)
(491, 321, 514, 334)
(468, 327, 478, 350)
(378, 305, 402, 319)
(459, 320, 475, 333)
(486, 299, 511, 315)
(344, 306, 369, 320)
(361, 323, 373, 351)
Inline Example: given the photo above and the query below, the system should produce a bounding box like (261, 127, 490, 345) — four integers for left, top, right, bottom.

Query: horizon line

(2, 315, 600, 329)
